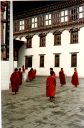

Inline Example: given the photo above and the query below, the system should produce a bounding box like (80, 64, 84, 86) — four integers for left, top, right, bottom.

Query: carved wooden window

(70, 8, 78, 21)
(40, 36, 45, 47)
(54, 34, 61, 45)
(61, 10, 68, 22)
(52, 12, 60, 25)
(40, 55, 44, 67)
(32, 17, 37, 28)
(25, 56, 32, 69)
(26, 38, 32, 48)
(70, 29, 78, 44)
(19, 20, 24, 30)
(71, 53, 77, 67)
(79, 6, 84, 18)
(54, 54, 60, 67)
(45, 14, 51, 25)
(14, 51, 18, 61)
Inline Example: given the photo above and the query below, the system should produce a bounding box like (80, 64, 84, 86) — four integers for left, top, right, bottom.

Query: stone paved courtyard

(1, 76, 84, 128)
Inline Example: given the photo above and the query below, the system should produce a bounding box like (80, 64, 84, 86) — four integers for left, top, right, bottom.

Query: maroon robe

(28, 70, 33, 81)
(18, 71, 22, 85)
(71, 71, 79, 87)
(10, 72, 19, 93)
(59, 71, 66, 85)
(46, 75, 56, 97)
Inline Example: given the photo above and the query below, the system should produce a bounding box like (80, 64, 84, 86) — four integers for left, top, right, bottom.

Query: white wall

(1, 61, 17, 90)
(18, 27, 84, 78)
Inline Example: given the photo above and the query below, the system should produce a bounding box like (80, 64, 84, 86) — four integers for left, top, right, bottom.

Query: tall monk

(71, 68, 79, 87)
(59, 68, 66, 86)
(10, 68, 20, 95)
(50, 68, 56, 79)
(18, 68, 22, 86)
(46, 71, 56, 101)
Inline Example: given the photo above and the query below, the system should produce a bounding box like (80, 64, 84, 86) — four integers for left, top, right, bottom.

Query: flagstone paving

(1, 77, 84, 128)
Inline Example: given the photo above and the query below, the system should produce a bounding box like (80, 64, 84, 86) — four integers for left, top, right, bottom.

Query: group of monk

(46, 67, 79, 102)
(10, 66, 79, 99)
(10, 68, 22, 95)
(10, 66, 36, 95)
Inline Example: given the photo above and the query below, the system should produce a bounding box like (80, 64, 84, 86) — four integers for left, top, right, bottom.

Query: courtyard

(1, 76, 84, 128)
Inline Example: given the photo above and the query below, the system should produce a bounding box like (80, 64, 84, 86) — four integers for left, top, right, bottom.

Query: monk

(46, 71, 56, 101)
(10, 68, 20, 94)
(71, 68, 79, 87)
(18, 68, 22, 86)
(50, 68, 56, 79)
(28, 68, 34, 81)
(59, 68, 66, 86)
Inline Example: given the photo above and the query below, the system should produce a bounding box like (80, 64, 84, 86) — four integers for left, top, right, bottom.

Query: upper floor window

(26, 35, 32, 48)
(70, 28, 78, 44)
(39, 33, 46, 47)
(61, 10, 68, 22)
(79, 6, 84, 18)
(53, 31, 61, 45)
(32, 17, 37, 28)
(70, 8, 78, 21)
(45, 14, 51, 25)
(19, 20, 24, 30)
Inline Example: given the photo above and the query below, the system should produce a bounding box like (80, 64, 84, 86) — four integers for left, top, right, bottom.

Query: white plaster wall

(18, 27, 84, 78)
(1, 61, 17, 90)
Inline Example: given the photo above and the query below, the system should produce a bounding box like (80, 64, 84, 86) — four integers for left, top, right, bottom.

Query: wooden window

(52, 12, 60, 25)
(61, 10, 68, 22)
(70, 8, 78, 21)
(45, 14, 51, 25)
(19, 20, 24, 30)
(40, 36, 45, 47)
(71, 53, 77, 67)
(54, 34, 61, 45)
(79, 6, 84, 18)
(54, 54, 60, 67)
(26, 38, 32, 48)
(25, 56, 32, 69)
(70, 29, 78, 44)
(40, 55, 44, 67)
(31, 17, 37, 28)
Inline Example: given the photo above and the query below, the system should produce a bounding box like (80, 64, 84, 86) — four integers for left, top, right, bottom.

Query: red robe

(28, 70, 33, 81)
(71, 71, 79, 87)
(46, 75, 56, 97)
(18, 71, 22, 85)
(59, 71, 66, 85)
(10, 72, 19, 92)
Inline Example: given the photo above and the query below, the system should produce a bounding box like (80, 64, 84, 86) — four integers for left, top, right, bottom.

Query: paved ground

(1, 76, 84, 128)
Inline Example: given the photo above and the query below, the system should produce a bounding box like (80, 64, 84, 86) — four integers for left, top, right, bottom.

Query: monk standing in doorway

(59, 68, 66, 86)
(46, 71, 56, 102)
(71, 68, 79, 87)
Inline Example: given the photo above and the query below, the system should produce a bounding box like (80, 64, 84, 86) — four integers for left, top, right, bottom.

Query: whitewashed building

(13, 1, 84, 78)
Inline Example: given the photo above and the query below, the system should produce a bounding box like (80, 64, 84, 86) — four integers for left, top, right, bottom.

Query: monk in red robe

(28, 68, 34, 81)
(46, 71, 56, 101)
(10, 68, 20, 94)
(71, 68, 79, 87)
(18, 68, 22, 86)
(50, 68, 56, 79)
(59, 68, 66, 86)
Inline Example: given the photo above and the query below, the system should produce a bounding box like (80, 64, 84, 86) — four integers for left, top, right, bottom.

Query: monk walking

(71, 68, 79, 87)
(46, 71, 56, 101)
(59, 68, 66, 86)
(10, 68, 20, 95)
